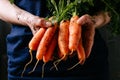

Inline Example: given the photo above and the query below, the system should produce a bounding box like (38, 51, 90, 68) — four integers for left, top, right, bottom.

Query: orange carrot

(36, 23, 58, 60)
(43, 33, 58, 63)
(77, 38, 86, 65)
(29, 28, 46, 51)
(21, 28, 46, 77)
(69, 15, 81, 53)
(58, 49, 63, 59)
(67, 38, 86, 70)
(35, 23, 57, 78)
(58, 20, 70, 60)
(50, 20, 70, 70)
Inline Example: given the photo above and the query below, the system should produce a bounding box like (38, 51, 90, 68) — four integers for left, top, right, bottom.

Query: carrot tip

(21, 49, 33, 77)
(67, 61, 81, 71)
(41, 63, 46, 78)
(69, 50, 74, 55)
(50, 55, 66, 71)
(28, 60, 39, 74)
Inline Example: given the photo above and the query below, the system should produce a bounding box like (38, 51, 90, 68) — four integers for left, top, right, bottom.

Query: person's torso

(7, 0, 109, 80)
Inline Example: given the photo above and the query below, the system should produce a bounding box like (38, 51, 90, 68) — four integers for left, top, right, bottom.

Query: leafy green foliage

(47, 0, 79, 23)
(47, 0, 120, 35)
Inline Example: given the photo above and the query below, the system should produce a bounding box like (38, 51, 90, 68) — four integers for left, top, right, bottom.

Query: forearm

(0, 0, 38, 27)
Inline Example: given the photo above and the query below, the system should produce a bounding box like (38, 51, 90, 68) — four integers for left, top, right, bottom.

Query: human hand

(76, 14, 95, 58)
(77, 14, 95, 27)
(27, 16, 52, 35)
(76, 12, 110, 58)
(77, 12, 110, 28)
(93, 12, 110, 28)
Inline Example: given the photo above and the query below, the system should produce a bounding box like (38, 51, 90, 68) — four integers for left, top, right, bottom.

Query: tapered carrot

(36, 23, 57, 78)
(43, 33, 58, 63)
(57, 49, 63, 59)
(58, 20, 70, 60)
(21, 28, 46, 77)
(28, 23, 58, 75)
(77, 38, 86, 65)
(29, 28, 46, 51)
(69, 15, 81, 53)
(67, 39, 86, 70)
(50, 20, 70, 70)
(36, 23, 58, 60)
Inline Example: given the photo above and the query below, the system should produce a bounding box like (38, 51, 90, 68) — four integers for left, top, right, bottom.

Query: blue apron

(7, 0, 109, 80)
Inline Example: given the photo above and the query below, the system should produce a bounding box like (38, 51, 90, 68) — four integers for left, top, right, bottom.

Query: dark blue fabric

(7, 0, 109, 80)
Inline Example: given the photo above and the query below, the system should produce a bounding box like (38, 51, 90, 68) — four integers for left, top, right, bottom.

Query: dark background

(0, 20, 120, 80)
(0, 20, 11, 80)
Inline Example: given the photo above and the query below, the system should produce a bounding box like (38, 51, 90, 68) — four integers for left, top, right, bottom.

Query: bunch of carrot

(28, 15, 86, 71)
(21, 0, 95, 77)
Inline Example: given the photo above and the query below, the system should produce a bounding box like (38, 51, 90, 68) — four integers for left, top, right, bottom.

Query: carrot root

(21, 49, 33, 77)
(67, 61, 81, 71)
(41, 63, 46, 78)
(28, 60, 39, 74)
(50, 55, 66, 71)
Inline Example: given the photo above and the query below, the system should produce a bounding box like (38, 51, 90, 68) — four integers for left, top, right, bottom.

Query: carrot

(67, 23, 85, 70)
(21, 28, 46, 77)
(57, 49, 63, 59)
(58, 20, 70, 60)
(36, 23, 57, 78)
(28, 23, 58, 75)
(43, 33, 58, 63)
(69, 15, 81, 53)
(36, 23, 58, 60)
(67, 38, 86, 70)
(50, 20, 70, 70)
(77, 38, 86, 65)
(29, 28, 46, 51)
(82, 24, 95, 58)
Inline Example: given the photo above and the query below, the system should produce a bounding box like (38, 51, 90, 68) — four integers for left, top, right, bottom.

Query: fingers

(36, 18, 52, 28)
(77, 12, 111, 28)
(77, 14, 95, 26)
(29, 17, 52, 35)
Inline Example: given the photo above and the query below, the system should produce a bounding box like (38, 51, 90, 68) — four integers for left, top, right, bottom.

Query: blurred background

(0, 19, 120, 80)
(0, 20, 11, 80)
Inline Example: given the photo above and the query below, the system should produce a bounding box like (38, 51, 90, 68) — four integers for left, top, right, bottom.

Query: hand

(27, 16, 52, 35)
(0, 0, 52, 35)
(77, 12, 110, 28)
(76, 12, 110, 58)
(77, 14, 95, 58)
(77, 14, 95, 29)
